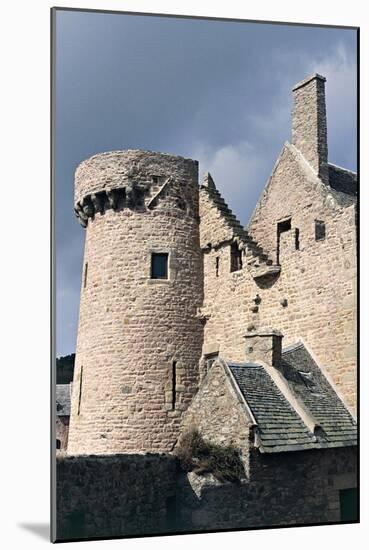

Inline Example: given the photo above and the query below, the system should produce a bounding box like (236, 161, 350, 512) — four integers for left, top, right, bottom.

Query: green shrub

(175, 429, 245, 483)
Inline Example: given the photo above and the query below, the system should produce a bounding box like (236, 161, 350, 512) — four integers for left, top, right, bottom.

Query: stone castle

(56, 74, 357, 540)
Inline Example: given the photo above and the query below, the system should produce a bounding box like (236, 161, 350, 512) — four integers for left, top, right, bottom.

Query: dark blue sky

(55, 10, 357, 356)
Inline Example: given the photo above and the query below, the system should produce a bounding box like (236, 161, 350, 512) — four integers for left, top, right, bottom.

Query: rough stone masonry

(59, 73, 357, 539)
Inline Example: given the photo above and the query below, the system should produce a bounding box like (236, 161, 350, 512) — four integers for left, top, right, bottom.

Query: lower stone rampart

(56, 447, 357, 540)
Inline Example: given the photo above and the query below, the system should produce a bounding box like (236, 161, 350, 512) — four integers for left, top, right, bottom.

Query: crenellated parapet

(74, 149, 198, 227)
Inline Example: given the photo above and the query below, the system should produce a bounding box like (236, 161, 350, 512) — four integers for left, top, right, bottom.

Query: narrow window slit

(172, 361, 177, 410)
(83, 262, 88, 288)
(215, 256, 219, 277)
(295, 228, 300, 250)
(78, 366, 83, 415)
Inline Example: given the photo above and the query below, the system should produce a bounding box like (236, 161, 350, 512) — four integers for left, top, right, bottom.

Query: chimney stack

(292, 74, 328, 184)
(244, 329, 283, 368)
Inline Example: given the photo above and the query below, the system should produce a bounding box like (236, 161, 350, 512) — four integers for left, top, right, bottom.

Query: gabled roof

(281, 342, 357, 447)
(247, 142, 357, 232)
(226, 344, 356, 453)
(229, 362, 316, 453)
(56, 384, 71, 416)
(327, 163, 357, 207)
(200, 181, 280, 280)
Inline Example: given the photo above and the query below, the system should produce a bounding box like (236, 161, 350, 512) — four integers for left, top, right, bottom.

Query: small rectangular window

(151, 253, 168, 279)
(315, 220, 326, 241)
(215, 256, 219, 277)
(230, 243, 242, 272)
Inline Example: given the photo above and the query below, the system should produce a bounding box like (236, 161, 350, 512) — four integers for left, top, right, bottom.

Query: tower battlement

(74, 150, 198, 227)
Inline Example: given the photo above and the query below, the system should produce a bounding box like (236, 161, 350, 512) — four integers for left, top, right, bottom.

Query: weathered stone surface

(56, 454, 177, 539)
(60, 72, 357, 538)
(68, 151, 204, 455)
(200, 138, 356, 413)
(292, 74, 328, 183)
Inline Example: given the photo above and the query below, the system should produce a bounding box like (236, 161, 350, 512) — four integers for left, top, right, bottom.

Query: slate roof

(281, 343, 357, 448)
(327, 163, 357, 207)
(229, 362, 317, 453)
(227, 344, 356, 453)
(56, 384, 71, 416)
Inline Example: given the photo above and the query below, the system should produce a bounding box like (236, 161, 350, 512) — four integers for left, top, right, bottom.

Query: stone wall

(248, 143, 357, 411)
(178, 361, 254, 474)
(199, 189, 266, 363)
(68, 150, 204, 455)
(199, 141, 357, 413)
(177, 446, 357, 532)
(56, 446, 357, 540)
(56, 454, 177, 540)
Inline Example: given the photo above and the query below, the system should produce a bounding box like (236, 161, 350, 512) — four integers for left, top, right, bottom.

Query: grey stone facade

(56, 447, 356, 540)
(57, 73, 357, 539)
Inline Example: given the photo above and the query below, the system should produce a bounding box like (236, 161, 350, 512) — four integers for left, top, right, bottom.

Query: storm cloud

(55, 10, 357, 356)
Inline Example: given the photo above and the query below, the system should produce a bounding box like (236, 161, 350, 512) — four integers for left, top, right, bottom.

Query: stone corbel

(106, 189, 119, 209)
(82, 197, 94, 217)
(75, 202, 88, 227)
(91, 192, 105, 214)
(196, 307, 211, 322)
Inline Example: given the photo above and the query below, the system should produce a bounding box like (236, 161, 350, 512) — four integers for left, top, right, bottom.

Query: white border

(1, 1, 367, 548)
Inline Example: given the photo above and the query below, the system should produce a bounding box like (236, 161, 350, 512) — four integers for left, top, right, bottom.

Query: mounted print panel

(51, 7, 358, 543)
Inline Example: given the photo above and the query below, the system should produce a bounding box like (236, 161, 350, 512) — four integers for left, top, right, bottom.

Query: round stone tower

(67, 150, 204, 455)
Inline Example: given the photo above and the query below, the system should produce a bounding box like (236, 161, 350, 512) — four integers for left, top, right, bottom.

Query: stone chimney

(292, 73, 329, 184)
(244, 329, 283, 368)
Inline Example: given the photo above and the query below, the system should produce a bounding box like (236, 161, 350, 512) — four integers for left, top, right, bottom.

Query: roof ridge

(228, 362, 262, 368)
(282, 341, 304, 354)
(227, 348, 357, 454)
(288, 143, 356, 207)
(328, 162, 357, 176)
